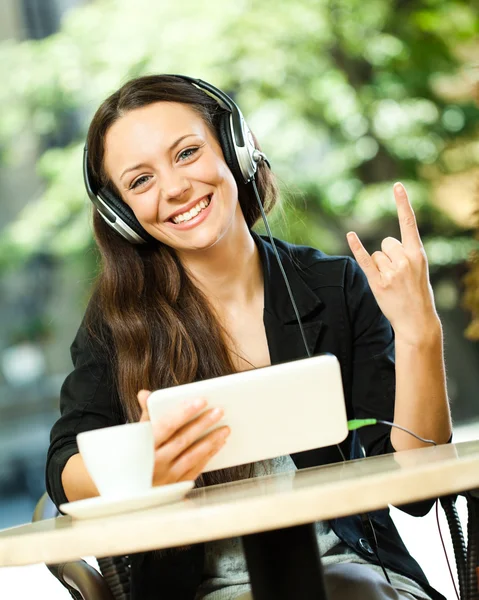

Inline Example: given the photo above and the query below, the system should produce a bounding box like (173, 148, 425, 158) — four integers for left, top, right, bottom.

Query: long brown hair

(85, 75, 278, 437)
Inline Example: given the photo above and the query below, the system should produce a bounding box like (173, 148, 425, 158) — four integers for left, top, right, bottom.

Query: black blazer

(46, 233, 445, 600)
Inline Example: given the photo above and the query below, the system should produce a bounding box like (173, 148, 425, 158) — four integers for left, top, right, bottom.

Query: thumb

(137, 389, 152, 422)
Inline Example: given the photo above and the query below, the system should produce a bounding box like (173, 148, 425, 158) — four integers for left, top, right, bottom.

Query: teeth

(172, 197, 210, 224)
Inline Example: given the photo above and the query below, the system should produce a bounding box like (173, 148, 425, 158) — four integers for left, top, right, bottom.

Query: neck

(177, 222, 263, 311)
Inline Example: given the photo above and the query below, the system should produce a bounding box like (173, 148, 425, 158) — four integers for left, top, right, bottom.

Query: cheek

(189, 151, 237, 189)
(127, 191, 159, 224)
(219, 163, 238, 197)
(202, 158, 238, 201)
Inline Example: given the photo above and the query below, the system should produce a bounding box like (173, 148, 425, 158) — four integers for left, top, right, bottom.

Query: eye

(177, 147, 199, 162)
(130, 175, 151, 190)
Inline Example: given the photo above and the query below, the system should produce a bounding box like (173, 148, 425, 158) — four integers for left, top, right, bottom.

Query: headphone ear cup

(217, 113, 245, 184)
(100, 187, 151, 242)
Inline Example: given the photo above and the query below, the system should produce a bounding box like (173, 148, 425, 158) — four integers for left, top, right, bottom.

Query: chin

(184, 231, 225, 252)
(154, 227, 224, 254)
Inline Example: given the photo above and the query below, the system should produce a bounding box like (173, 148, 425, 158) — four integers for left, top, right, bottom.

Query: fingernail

(185, 397, 206, 409)
(220, 427, 230, 438)
(211, 407, 224, 419)
(394, 182, 404, 193)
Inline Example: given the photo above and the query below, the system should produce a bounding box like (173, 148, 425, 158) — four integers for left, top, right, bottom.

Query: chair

(33, 491, 478, 600)
(32, 492, 131, 600)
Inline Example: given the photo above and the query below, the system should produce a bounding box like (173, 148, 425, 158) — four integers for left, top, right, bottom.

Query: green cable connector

(347, 418, 377, 431)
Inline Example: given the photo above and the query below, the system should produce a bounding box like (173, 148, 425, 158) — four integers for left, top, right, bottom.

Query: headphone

(83, 75, 270, 244)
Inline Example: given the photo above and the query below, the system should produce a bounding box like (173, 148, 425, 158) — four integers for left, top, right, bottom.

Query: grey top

(194, 456, 432, 600)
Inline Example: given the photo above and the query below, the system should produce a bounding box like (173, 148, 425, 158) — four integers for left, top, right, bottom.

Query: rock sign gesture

(346, 183, 439, 346)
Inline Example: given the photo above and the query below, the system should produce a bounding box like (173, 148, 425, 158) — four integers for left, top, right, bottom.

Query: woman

(46, 74, 451, 600)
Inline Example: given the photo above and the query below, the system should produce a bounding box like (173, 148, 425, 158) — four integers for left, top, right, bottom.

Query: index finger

(394, 183, 423, 250)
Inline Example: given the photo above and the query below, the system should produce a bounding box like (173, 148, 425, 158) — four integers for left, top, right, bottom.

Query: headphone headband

(173, 75, 246, 147)
(83, 75, 269, 244)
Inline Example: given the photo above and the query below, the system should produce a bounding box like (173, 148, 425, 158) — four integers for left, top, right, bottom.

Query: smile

(166, 194, 215, 231)
(170, 196, 212, 224)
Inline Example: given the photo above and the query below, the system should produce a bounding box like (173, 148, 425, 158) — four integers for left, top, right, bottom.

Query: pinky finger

(347, 232, 378, 283)
(174, 436, 228, 482)
(181, 440, 228, 481)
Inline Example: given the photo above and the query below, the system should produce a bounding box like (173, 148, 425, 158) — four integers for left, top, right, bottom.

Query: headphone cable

(251, 177, 312, 360)
(252, 175, 346, 467)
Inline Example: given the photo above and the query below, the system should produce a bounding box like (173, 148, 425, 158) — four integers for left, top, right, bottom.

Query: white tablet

(147, 353, 348, 472)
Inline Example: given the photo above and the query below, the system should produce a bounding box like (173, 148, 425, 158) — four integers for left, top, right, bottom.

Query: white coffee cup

(77, 421, 155, 499)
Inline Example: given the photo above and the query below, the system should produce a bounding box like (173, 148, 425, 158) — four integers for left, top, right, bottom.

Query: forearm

(391, 317, 452, 451)
(61, 453, 100, 502)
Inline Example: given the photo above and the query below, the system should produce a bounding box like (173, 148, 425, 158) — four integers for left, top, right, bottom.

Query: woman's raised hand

(137, 390, 230, 485)
(346, 182, 439, 346)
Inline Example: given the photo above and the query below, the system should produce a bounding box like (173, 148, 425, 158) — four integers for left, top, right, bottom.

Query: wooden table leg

(241, 523, 328, 600)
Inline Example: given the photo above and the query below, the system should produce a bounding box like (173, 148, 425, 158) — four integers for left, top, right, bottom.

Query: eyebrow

(119, 133, 199, 182)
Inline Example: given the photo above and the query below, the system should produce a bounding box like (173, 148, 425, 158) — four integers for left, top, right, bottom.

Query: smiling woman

(46, 74, 450, 600)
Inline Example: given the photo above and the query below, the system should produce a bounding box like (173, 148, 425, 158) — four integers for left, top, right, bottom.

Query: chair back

(32, 492, 131, 600)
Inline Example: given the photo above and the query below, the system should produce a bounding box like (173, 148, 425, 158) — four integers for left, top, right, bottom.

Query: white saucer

(59, 481, 195, 520)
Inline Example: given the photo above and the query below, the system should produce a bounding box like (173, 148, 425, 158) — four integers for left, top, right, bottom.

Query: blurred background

(0, 0, 478, 584)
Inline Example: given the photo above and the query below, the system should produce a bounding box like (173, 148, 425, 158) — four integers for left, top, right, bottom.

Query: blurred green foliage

(463, 79, 479, 340)
(0, 0, 478, 287)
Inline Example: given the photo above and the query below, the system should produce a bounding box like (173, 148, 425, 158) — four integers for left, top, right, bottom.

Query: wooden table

(1, 441, 479, 599)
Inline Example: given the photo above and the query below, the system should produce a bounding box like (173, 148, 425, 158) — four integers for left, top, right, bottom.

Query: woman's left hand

(346, 182, 439, 346)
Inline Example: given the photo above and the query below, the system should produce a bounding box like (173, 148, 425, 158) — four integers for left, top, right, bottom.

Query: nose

(159, 167, 191, 202)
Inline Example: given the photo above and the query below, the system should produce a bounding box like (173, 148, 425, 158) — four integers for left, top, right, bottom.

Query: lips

(165, 193, 214, 231)
(167, 195, 211, 222)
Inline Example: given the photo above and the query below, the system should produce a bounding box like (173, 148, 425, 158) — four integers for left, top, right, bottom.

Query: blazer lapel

(264, 310, 324, 364)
